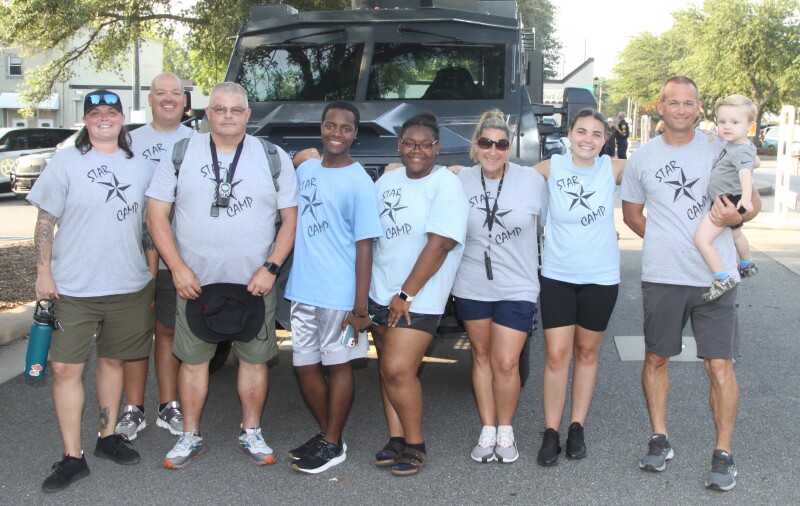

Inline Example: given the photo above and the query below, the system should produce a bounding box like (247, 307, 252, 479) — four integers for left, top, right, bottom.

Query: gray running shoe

(157, 401, 184, 435)
(639, 433, 674, 472)
(738, 263, 758, 278)
(703, 276, 736, 302)
(163, 432, 206, 470)
(470, 427, 496, 463)
(494, 427, 519, 463)
(238, 427, 277, 466)
(115, 405, 146, 441)
(705, 449, 737, 491)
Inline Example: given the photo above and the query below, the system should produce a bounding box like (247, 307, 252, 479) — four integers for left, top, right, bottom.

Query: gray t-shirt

(452, 163, 547, 302)
(26, 146, 153, 296)
(146, 133, 299, 286)
(707, 142, 756, 198)
(130, 123, 197, 269)
(620, 133, 739, 287)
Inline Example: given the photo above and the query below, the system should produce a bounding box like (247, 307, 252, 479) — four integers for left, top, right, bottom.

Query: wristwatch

(263, 261, 281, 275)
(398, 290, 415, 302)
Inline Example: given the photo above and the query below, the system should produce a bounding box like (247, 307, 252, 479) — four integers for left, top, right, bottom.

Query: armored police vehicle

(225, 0, 595, 177)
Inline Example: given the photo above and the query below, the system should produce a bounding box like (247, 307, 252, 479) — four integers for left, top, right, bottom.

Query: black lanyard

(210, 136, 244, 217)
(480, 165, 506, 240)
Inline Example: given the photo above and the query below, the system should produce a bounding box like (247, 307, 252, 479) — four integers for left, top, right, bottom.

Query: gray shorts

(51, 280, 155, 364)
(173, 290, 278, 366)
(155, 269, 177, 328)
(290, 302, 369, 367)
(642, 282, 739, 359)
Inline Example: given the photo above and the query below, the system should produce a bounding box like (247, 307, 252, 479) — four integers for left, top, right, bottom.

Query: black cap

(84, 89, 123, 116)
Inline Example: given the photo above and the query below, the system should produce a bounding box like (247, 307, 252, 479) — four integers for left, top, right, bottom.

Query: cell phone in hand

(340, 324, 356, 347)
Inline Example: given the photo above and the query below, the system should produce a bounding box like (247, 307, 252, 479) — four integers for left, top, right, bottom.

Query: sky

(554, 0, 702, 78)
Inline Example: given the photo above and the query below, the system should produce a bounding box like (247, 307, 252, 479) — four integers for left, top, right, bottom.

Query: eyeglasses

(210, 106, 247, 116)
(476, 137, 510, 151)
(399, 139, 438, 152)
(87, 93, 120, 106)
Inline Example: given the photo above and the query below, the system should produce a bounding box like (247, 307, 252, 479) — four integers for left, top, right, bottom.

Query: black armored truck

(226, 0, 595, 177)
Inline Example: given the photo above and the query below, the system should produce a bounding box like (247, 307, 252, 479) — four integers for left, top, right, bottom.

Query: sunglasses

(87, 93, 120, 106)
(476, 137, 510, 151)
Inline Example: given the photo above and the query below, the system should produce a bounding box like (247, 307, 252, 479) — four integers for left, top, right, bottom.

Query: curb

(0, 301, 33, 346)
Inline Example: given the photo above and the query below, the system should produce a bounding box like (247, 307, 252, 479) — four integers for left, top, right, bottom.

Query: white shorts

(290, 301, 369, 366)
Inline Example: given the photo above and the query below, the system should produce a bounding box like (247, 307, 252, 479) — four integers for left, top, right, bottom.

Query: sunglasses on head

(476, 137, 510, 151)
(87, 93, 120, 106)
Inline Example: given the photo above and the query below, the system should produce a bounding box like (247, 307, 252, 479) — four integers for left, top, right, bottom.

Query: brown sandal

(390, 448, 427, 476)
(375, 440, 405, 467)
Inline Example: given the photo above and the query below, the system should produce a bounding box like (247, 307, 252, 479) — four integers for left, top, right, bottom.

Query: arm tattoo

(142, 224, 156, 252)
(99, 406, 110, 429)
(34, 210, 57, 267)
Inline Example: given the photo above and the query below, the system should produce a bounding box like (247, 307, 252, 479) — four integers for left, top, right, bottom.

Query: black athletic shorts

(539, 275, 619, 332)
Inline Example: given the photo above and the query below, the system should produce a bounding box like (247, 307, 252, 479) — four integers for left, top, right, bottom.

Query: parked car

(0, 127, 76, 194)
(760, 126, 779, 149)
(9, 124, 144, 199)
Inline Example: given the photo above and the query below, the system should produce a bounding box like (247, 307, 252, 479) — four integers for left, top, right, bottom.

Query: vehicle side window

(30, 131, 52, 149)
(8, 131, 28, 150)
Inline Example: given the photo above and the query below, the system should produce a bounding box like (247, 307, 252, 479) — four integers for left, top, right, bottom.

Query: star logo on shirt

(301, 189, 323, 220)
(476, 198, 511, 230)
(98, 174, 131, 204)
(565, 186, 596, 211)
(664, 168, 700, 203)
(380, 197, 407, 224)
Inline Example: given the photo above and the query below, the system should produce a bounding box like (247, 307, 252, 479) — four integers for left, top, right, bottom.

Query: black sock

(158, 403, 167, 412)
(405, 441, 426, 453)
(136, 405, 145, 414)
(389, 436, 406, 445)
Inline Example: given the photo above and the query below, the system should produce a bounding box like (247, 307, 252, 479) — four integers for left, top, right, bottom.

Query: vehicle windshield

(366, 43, 504, 100)
(238, 43, 363, 101)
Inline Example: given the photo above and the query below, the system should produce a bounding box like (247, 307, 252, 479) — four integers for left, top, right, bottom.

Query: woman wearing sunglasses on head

(451, 109, 548, 464)
(532, 108, 625, 467)
(27, 90, 155, 493)
(368, 112, 469, 477)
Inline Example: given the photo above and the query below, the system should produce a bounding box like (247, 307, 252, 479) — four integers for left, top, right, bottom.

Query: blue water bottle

(24, 300, 58, 382)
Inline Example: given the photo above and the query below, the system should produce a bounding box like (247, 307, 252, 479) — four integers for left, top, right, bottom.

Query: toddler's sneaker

(703, 276, 736, 302)
(738, 262, 758, 278)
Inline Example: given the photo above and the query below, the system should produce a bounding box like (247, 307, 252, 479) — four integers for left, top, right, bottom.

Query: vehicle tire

(209, 341, 232, 374)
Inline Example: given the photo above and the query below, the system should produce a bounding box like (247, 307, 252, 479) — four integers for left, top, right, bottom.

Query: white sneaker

(470, 425, 497, 463)
(164, 432, 206, 469)
(495, 426, 519, 463)
(238, 427, 277, 466)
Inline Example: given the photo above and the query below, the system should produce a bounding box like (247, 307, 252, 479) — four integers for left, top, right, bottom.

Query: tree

(676, 0, 800, 130)
(519, 0, 563, 78)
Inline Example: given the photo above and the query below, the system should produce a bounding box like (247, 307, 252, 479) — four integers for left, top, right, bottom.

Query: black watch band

(263, 261, 281, 275)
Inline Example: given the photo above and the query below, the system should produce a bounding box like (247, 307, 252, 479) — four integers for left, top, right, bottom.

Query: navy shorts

(539, 275, 619, 332)
(454, 297, 536, 333)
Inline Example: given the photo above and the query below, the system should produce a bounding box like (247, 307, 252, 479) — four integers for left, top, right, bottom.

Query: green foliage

(611, 0, 800, 127)
(518, 0, 563, 79)
(162, 39, 192, 81)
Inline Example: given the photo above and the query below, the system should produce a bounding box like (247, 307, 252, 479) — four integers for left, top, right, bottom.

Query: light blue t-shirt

(541, 154, 620, 285)
(285, 159, 382, 310)
(370, 166, 469, 314)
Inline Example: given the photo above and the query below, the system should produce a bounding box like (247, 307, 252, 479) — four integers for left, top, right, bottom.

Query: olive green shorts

(50, 280, 156, 364)
(173, 289, 278, 366)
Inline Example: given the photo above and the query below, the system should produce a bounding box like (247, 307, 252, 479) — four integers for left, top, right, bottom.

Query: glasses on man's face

(399, 139, 438, 152)
(210, 106, 247, 116)
(476, 137, 510, 151)
(87, 93, 119, 106)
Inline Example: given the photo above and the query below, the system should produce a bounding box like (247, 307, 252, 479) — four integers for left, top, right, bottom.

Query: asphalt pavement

(0, 158, 799, 504)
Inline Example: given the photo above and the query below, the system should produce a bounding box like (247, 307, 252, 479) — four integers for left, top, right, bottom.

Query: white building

(1, 39, 206, 128)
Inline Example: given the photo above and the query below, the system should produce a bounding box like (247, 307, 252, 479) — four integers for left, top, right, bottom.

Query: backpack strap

(256, 137, 281, 192)
(171, 137, 190, 176)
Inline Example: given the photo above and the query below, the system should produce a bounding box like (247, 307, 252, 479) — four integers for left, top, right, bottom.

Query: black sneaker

(290, 438, 346, 474)
(288, 432, 324, 461)
(94, 434, 140, 465)
(638, 433, 674, 472)
(537, 428, 561, 466)
(42, 454, 90, 493)
(705, 449, 737, 491)
(566, 422, 587, 459)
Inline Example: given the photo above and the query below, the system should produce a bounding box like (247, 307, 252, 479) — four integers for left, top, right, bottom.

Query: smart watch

(263, 261, 281, 275)
(398, 290, 414, 302)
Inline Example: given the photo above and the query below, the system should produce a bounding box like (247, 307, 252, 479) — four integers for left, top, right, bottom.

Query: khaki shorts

(51, 280, 156, 364)
(174, 289, 278, 366)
